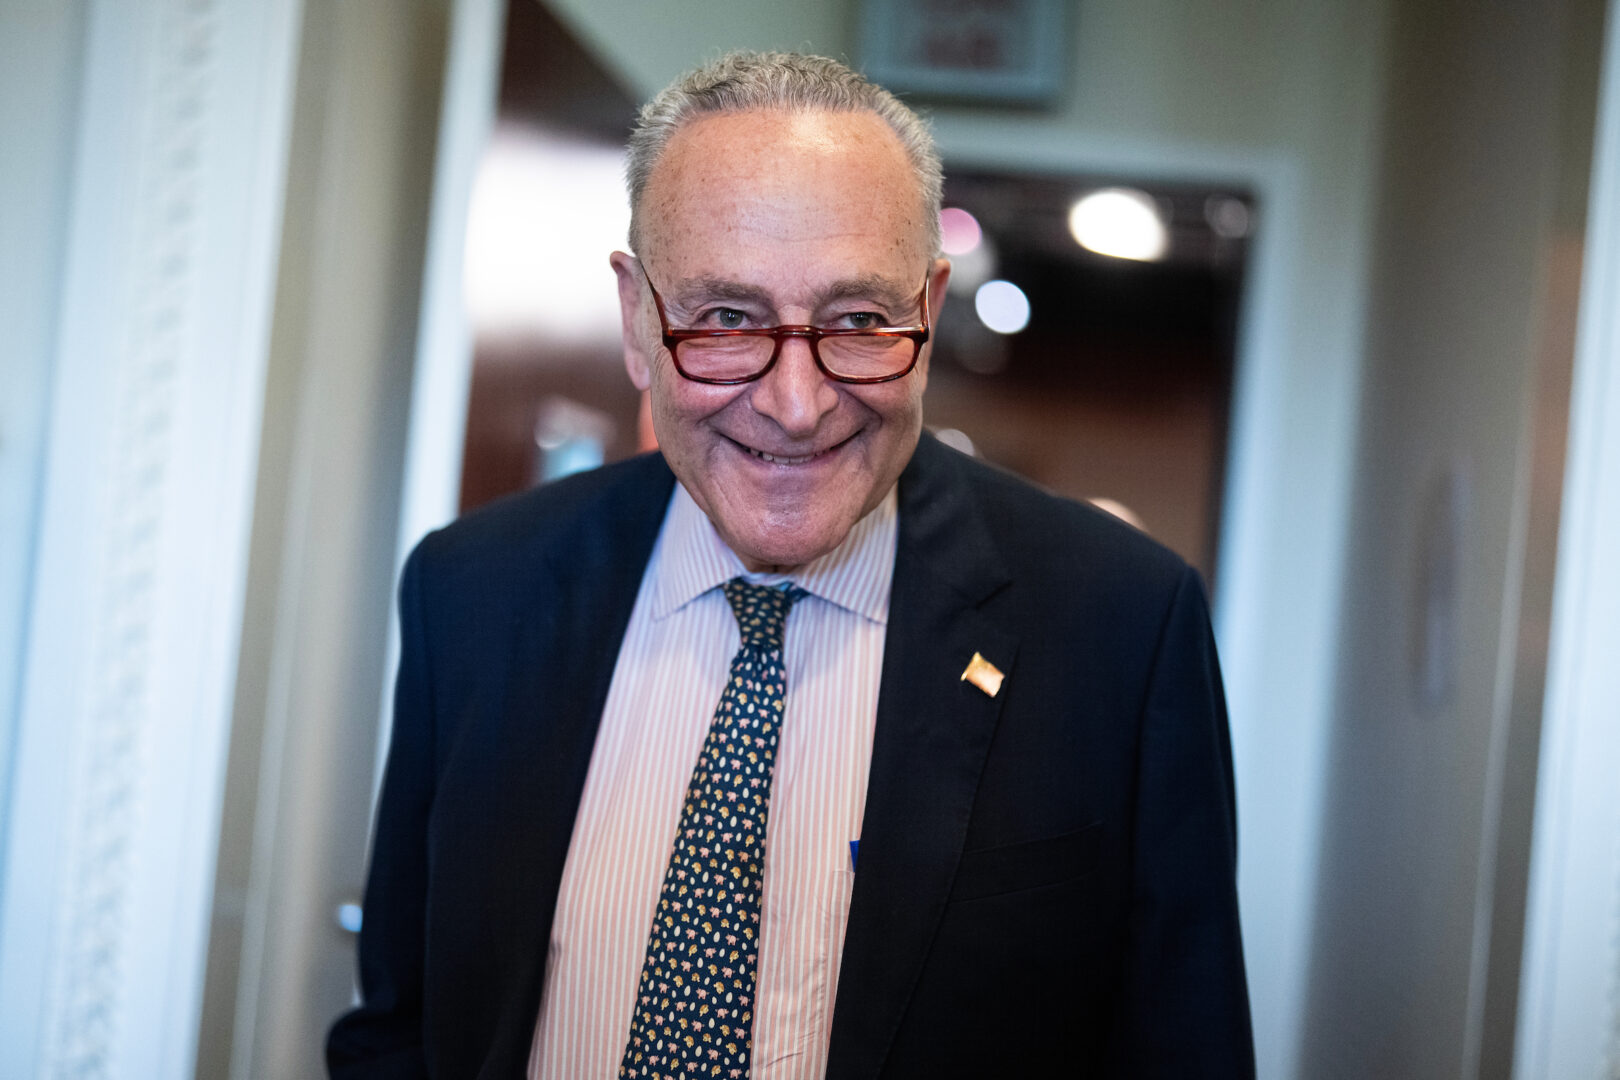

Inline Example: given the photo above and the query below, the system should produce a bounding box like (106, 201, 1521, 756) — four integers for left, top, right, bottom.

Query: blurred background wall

(1303, 3, 1605, 1076)
(1, 0, 1618, 1077)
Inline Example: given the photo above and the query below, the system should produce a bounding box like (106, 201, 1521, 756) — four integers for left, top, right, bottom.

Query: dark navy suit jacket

(327, 434, 1255, 1078)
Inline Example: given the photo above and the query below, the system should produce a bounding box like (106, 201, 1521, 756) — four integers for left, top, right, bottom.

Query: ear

(913, 255, 953, 391)
(928, 255, 952, 323)
(611, 251, 653, 391)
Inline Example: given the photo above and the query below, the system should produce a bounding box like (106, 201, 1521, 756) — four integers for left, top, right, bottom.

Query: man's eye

(841, 311, 884, 330)
(709, 308, 748, 330)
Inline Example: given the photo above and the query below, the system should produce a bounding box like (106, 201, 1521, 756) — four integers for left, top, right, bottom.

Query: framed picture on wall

(857, 0, 1068, 106)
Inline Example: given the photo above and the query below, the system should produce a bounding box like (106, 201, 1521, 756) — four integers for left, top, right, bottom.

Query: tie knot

(722, 578, 807, 651)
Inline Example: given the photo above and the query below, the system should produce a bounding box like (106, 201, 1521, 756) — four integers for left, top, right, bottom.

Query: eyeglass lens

(675, 334, 914, 382)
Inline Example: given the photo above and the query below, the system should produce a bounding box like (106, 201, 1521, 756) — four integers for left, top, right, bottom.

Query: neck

(741, 559, 799, 575)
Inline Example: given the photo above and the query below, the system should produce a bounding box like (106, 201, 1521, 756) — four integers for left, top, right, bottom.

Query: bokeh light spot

(974, 279, 1031, 334)
(1068, 188, 1168, 262)
(939, 207, 983, 255)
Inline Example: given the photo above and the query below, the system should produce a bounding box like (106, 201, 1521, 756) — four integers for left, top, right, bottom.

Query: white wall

(193, 3, 488, 1076)
(0, 0, 89, 889)
(541, 3, 1391, 1076)
(1302, 0, 1605, 1076)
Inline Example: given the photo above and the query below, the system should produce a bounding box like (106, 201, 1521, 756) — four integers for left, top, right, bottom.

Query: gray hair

(626, 51, 943, 257)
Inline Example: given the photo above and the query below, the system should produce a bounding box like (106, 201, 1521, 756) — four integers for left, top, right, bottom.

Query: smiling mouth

(734, 433, 853, 466)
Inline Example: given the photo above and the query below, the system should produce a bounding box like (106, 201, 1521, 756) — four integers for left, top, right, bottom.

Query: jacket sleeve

(1119, 565, 1255, 1078)
(326, 543, 436, 1079)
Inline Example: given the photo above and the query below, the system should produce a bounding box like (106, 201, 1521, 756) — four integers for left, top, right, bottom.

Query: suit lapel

(826, 436, 1018, 1080)
(476, 454, 677, 1077)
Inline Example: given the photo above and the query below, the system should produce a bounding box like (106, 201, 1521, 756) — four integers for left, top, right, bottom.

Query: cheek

(644, 368, 689, 453)
(649, 373, 743, 444)
(857, 381, 925, 438)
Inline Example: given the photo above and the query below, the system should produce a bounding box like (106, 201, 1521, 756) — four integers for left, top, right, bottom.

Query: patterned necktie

(620, 578, 807, 1079)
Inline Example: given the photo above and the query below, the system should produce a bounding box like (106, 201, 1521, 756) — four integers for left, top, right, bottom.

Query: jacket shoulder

(927, 438, 1193, 596)
(410, 452, 674, 584)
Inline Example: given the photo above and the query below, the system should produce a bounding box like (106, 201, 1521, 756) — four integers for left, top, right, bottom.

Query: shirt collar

(650, 481, 898, 625)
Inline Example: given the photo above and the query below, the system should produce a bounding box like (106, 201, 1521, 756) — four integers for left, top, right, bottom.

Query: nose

(748, 336, 839, 439)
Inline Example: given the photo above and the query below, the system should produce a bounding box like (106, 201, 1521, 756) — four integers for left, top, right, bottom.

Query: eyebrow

(669, 274, 917, 315)
(819, 275, 915, 309)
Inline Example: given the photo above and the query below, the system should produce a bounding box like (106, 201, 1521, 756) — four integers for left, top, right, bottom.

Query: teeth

(747, 447, 819, 465)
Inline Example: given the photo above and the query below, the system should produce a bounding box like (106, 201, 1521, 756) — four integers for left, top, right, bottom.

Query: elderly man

(329, 52, 1253, 1079)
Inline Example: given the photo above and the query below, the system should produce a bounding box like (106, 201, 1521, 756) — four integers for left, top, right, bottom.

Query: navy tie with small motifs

(620, 579, 806, 1080)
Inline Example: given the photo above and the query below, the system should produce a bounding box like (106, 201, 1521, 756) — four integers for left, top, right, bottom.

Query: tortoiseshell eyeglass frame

(643, 273, 932, 386)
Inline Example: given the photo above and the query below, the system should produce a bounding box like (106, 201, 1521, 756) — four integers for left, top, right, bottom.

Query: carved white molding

(43, 3, 216, 1072)
(1514, 4, 1620, 1078)
(0, 0, 301, 1077)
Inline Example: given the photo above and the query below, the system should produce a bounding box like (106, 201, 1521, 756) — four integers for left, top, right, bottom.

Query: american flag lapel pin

(960, 652, 1004, 698)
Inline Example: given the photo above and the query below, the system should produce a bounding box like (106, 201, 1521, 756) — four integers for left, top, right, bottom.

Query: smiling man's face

(612, 107, 949, 572)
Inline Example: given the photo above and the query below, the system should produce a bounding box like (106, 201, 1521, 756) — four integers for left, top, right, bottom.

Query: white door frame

(1514, 0, 1620, 1074)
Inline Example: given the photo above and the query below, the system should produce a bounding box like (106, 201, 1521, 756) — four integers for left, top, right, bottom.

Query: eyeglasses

(644, 273, 931, 385)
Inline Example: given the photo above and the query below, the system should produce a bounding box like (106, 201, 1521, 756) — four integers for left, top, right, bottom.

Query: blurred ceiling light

(1204, 193, 1252, 239)
(974, 279, 1030, 335)
(464, 125, 630, 343)
(1067, 187, 1168, 262)
(939, 207, 983, 255)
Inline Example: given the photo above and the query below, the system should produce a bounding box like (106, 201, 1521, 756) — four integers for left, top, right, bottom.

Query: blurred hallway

(2, 1, 1619, 1077)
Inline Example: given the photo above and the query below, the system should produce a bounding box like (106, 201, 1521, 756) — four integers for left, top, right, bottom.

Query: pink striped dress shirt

(529, 481, 897, 1080)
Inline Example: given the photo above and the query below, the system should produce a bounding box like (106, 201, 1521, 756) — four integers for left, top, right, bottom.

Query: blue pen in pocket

(849, 839, 859, 870)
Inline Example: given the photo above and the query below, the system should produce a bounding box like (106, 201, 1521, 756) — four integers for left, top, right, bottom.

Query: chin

(730, 520, 848, 573)
(735, 539, 826, 573)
